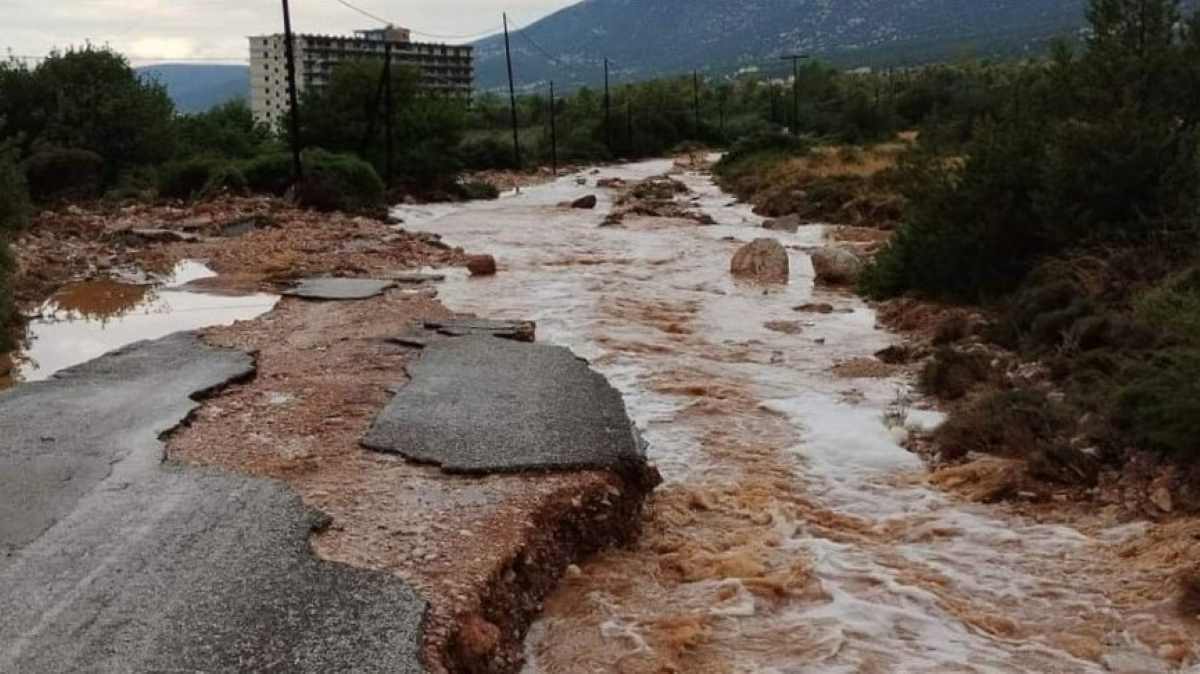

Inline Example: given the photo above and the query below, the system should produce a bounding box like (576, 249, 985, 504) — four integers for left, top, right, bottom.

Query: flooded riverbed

(6, 261, 278, 386)
(397, 161, 1196, 673)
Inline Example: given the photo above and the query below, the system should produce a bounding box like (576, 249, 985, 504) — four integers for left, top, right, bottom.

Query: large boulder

(763, 214, 801, 233)
(466, 255, 497, 277)
(731, 238, 790, 283)
(811, 246, 864, 285)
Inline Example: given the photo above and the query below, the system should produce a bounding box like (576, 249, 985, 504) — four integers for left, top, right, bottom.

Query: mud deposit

(395, 161, 1199, 672)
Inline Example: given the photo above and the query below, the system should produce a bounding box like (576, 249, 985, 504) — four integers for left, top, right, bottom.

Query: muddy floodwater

(6, 261, 278, 386)
(398, 160, 1196, 673)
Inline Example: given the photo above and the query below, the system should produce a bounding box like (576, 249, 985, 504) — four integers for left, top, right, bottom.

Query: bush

(106, 166, 159, 202)
(935, 388, 1069, 460)
(714, 131, 815, 177)
(23, 148, 104, 202)
(157, 158, 247, 201)
(1135, 268, 1200, 346)
(456, 180, 500, 201)
(458, 136, 517, 170)
(294, 149, 385, 213)
(240, 153, 295, 196)
(919, 347, 992, 400)
(1117, 350, 1200, 459)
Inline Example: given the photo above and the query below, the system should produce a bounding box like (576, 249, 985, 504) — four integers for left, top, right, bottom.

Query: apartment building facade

(249, 26, 473, 126)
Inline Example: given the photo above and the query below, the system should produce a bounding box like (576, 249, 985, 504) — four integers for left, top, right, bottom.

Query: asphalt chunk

(363, 334, 646, 477)
(283, 277, 396, 300)
(0, 332, 427, 673)
(424, 318, 536, 343)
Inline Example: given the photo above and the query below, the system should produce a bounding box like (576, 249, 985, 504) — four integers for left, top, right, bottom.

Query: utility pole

(780, 54, 809, 134)
(281, 0, 303, 181)
(383, 39, 393, 184)
(719, 94, 726, 142)
(693, 70, 701, 135)
(503, 13, 522, 168)
(626, 99, 633, 155)
(604, 58, 612, 152)
(549, 80, 558, 176)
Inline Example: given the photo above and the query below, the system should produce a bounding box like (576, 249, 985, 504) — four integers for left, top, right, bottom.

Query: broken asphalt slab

(0, 332, 427, 673)
(363, 334, 648, 478)
(282, 277, 396, 300)
(424, 318, 536, 342)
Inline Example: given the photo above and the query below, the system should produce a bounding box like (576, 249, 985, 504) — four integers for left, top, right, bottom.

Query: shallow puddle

(397, 161, 1197, 673)
(6, 261, 278, 385)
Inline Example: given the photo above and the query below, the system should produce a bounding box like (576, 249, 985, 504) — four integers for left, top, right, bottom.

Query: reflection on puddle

(9, 261, 278, 385)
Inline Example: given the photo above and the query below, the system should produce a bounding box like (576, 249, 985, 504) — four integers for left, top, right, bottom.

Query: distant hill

(137, 64, 250, 114)
(473, 0, 1094, 91)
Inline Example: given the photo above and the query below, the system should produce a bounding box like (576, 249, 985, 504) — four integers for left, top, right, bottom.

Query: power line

(333, 0, 390, 27)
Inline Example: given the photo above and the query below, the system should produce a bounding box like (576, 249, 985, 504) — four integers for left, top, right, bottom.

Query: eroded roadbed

(364, 333, 649, 480)
(164, 290, 659, 672)
(0, 332, 427, 673)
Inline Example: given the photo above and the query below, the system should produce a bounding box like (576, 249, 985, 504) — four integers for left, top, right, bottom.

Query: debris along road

(0, 333, 428, 673)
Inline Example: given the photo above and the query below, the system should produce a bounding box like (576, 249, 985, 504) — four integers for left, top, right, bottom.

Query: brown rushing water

(397, 161, 1196, 674)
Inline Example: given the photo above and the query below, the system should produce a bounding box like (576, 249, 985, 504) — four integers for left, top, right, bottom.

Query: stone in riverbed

(466, 255, 497, 277)
(811, 246, 864, 285)
(571, 195, 598, 209)
(730, 238, 789, 284)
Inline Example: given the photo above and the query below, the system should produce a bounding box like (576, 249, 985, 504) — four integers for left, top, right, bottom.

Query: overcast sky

(5, 0, 577, 64)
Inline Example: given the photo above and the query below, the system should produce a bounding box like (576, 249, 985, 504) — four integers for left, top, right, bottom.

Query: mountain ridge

(473, 0, 1091, 91)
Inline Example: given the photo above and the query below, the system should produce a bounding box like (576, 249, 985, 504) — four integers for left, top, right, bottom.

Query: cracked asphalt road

(363, 334, 646, 477)
(0, 332, 427, 673)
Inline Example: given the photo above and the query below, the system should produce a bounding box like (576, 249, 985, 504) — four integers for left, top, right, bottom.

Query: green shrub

(240, 153, 295, 196)
(158, 158, 247, 200)
(1135, 268, 1200, 346)
(23, 148, 104, 202)
(456, 180, 500, 201)
(1117, 350, 1200, 459)
(935, 388, 1069, 460)
(106, 166, 159, 201)
(919, 347, 993, 400)
(458, 136, 517, 170)
(294, 149, 385, 213)
(859, 120, 1049, 301)
(714, 131, 815, 179)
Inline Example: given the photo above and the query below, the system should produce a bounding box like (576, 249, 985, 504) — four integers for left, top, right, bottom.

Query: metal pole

(604, 58, 612, 152)
(780, 54, 809, 134)
(626, 100, 633, 155)
(281, 0, 303, 180)
(549, 80, 558, 176)
(384, 39, 393, 184)
(503, 13, 521, 168)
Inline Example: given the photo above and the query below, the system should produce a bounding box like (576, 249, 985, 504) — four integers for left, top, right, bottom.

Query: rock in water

(730, 238, 789, 283)
(571, 194, 598, 209)
(811, 246, 864, 285)
(466, 255, 497, 277)
(763, 214, 801, 233)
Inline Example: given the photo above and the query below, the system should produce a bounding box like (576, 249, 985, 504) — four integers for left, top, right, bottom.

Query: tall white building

(249, 27, 474, 126)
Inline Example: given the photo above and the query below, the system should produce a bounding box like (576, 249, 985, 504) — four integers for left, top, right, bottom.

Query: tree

(31, 48, 176, 173)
